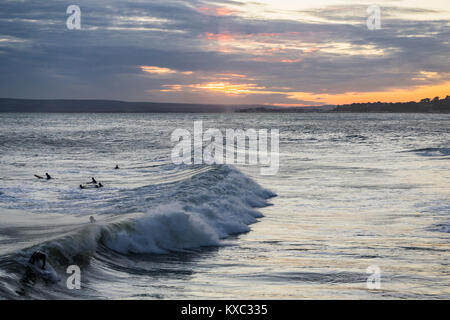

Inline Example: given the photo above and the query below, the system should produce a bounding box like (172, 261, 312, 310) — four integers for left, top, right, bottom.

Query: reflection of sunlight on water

(0, 113, 449, 299)
(228, 114, 450, 298)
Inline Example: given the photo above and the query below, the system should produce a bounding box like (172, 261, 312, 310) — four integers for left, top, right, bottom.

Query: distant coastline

(237, 96, 450, 113)
(1, 96, 449, 113)
(329, 96, 450, 113)
(0, 98, 247, 113)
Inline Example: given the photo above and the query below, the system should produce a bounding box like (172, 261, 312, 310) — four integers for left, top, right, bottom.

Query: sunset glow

(161, 82, 268, 95)
(197, 6, 236, 16)
(140, 66, 193, 76)
(284, 81, 450, 105)
(2, 0, 450, 304)
(158, 79, 450, 105)
(1, 0, 449, 105)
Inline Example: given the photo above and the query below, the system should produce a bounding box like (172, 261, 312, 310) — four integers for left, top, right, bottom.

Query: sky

(0, 0, 449, 106)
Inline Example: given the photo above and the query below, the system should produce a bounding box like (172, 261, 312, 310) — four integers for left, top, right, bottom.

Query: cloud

(140, 66, 193, 75)
(0, 0, 449, 104)
(197, 6, 237, 16)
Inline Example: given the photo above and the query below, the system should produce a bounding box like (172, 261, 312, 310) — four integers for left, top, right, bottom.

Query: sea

(0, 112, 449, 299)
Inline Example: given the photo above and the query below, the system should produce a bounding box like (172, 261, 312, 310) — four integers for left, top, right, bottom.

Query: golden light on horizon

(158, 79, 450, 106)
(284, 81, 450, 106)
(161, 82, 269, 95)
(195, 82, 266, 95)
(197, 6, 236, 16)
(140, 66, 193, 75)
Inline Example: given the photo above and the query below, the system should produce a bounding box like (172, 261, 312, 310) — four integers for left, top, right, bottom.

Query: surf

(0, 165, 276, 298)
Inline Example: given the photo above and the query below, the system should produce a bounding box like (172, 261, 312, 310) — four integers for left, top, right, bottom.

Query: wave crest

(19, 165, 275, 263)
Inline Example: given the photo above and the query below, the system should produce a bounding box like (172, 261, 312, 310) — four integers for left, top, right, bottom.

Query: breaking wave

(0, 165, 275, 298)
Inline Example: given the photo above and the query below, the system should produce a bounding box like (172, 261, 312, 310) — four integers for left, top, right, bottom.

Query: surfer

(34, 173, 52, 180)
(29, 251, 47, 270)
(80, 182, 103, 189)
(115, 165, 119, 169)
(88, 177, 97, 184)
(89, 216, 96, 223)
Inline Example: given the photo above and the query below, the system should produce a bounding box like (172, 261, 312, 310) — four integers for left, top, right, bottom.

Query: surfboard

(80, 184, 99, 189)
(34, 174, 44, 179)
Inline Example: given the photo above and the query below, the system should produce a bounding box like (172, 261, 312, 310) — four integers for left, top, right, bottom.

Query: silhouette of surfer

(80, 181, 103, 189)
(34, 173, 52, 180)
(29, 251, 47, 270)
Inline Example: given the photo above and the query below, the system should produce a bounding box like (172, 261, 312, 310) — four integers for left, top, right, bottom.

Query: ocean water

(0, 112, 449, 299)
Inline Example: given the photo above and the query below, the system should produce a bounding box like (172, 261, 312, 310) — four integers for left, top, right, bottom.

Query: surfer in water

(89, 216, 96, 223)
(88, 177, 97, 184)
(29, 251, 47, 270)
(34, 173, 52, 180)
(80, 182, 103, 189)
(115, 165, 119, 169)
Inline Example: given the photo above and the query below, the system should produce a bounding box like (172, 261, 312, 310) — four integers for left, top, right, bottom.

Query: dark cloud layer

(0, 0, 449, 104)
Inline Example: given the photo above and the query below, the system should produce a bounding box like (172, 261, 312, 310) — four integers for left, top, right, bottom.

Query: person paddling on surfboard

(29, 251, 47, 270)
(34, 173, 52, 180)
(80, 182, 103, 189)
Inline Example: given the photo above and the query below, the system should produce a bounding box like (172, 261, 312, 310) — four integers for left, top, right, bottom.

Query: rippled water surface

(0, 113, 449, 299)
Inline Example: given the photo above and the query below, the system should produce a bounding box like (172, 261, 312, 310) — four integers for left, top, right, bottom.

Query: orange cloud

(205, 32, 235, 41)
(197, 7, 235, 16)
(151, 66, 449, 106)
(215, 7, 235, 16)
(204, 32, 289, 42)
(141, 66, 176, 75)
(140, 66, 193, 75)
(303, 47, 319, 54)
(216, 73, 248, 79)
(280, 58, 302, 63)
(158, 79, 450, 106)
(194, 82, 265, 95)
(161, 82, 269, 95)
(201, 32, 322, 59)
(160, 84, 184, 92)
(251, 57, 302, 63)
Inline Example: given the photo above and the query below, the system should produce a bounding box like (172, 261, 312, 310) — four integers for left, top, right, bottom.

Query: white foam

(103, 195, 266, 254)
(16, 166, 275, 258)
(104, 204, 220, 254)
(103, 167, 274, 254)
